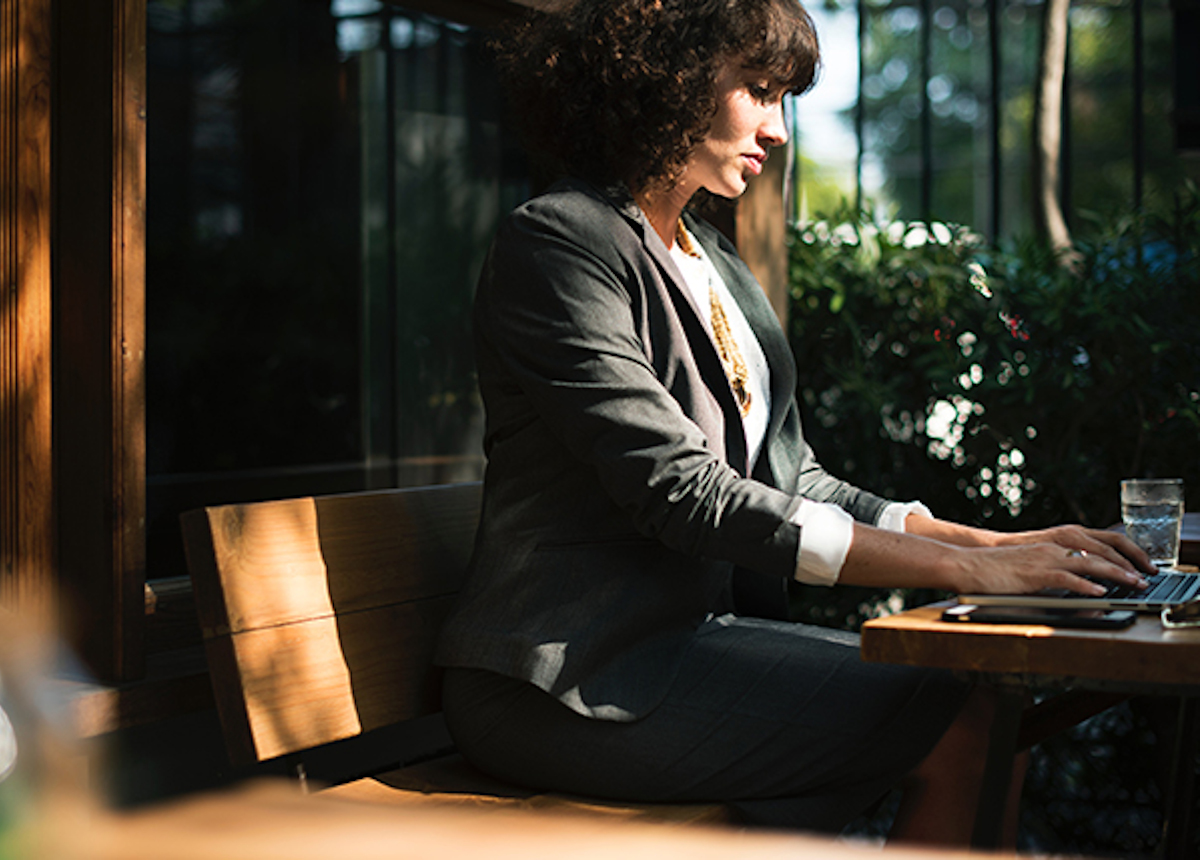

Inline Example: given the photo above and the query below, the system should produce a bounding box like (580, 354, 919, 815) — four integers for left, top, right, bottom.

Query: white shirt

(671, 225, 931, 586)
(669, 238, 771, 469)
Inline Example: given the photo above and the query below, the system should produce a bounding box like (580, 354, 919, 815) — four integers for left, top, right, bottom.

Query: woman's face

(683, 59, 789, 199)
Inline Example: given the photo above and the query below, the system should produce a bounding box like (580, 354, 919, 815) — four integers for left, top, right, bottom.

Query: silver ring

(1066, 549, 1088, 558)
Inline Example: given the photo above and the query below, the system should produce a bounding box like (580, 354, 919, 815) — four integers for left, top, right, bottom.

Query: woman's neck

(633, 183, 694, 250)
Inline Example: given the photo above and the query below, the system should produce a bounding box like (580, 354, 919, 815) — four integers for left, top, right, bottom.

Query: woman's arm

(833, 516, 1153, 595)
(905, 513, 1153, 571)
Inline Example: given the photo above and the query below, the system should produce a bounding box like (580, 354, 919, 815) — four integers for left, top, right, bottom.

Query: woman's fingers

(1080, 529, 1155, 573)
(967, 542, 1148, 596)
(1002, 525, 1155, 575)
(1063, 550, 1149, 592)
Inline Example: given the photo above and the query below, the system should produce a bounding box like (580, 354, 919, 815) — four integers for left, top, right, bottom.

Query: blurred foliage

(841, 0, 1186, 235)
(788, 184, 1200, 855)
(786, 182, 1200, 628)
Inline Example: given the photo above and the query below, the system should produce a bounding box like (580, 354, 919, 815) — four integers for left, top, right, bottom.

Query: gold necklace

(676, 221, 752, 417)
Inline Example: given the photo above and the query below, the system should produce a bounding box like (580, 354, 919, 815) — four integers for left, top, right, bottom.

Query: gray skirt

(442, 613, 970, 833)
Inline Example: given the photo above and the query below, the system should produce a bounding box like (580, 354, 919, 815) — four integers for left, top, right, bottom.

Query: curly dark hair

(496, 0, 820, 193)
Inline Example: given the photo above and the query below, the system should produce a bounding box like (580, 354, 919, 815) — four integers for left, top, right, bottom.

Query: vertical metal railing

(989, 0, 1002, 242)
(1132, 0, 1145, 211)
(919, 0, 933, 222)
(850, 0, 1155, 241)
(855, 0, 866, 216)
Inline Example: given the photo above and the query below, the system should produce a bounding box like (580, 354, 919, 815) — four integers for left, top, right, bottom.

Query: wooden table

(862, 603, 1200, 852)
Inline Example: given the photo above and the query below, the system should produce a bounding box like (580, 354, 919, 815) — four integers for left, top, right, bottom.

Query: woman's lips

(744, 153, 766, 175)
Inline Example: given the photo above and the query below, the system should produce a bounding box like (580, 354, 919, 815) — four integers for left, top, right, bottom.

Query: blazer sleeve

(475, 200, 803, 579)
(684, 214, 892, 527)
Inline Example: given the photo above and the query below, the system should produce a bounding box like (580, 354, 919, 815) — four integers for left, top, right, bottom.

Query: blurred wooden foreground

(55, 779, 1016, 860)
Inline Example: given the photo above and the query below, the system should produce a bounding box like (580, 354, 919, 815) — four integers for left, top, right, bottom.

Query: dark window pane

(146, 0, 527, 578)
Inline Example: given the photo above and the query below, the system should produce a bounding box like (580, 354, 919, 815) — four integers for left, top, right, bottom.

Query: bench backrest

(181, 482, 483, 767)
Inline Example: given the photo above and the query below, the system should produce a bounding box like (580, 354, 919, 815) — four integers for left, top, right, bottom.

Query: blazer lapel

(687, 215, 797, 449)
(604, 186, 751, 474)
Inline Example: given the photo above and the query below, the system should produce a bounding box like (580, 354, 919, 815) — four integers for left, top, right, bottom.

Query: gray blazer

(435, 179, 889, 721)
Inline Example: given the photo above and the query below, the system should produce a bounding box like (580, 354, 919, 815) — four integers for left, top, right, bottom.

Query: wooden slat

(862, 603, 1200, 688)
(1, 0, 55, 623)
(216, 595, 455, 764)
(195, 497, 334, 637)
(184, 482, 734, 823)
(185, 483, 481, 637)
(54, 0, 146, 682)
(183, 483, 481, 765)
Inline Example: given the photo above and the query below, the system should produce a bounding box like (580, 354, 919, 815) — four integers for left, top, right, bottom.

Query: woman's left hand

(988, 524, 1155, 575)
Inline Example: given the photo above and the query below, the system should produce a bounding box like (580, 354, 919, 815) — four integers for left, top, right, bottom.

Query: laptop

(957, 568, 1200, 612)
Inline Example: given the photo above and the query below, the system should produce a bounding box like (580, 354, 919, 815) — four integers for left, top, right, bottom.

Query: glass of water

(1121, 478, 1185, 568)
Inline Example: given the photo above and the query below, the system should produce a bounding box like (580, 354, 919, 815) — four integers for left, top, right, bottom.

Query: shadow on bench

(181, 482, 729, 825)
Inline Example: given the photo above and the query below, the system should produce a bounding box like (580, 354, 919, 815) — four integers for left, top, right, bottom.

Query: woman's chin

(705, 181, 748, 200)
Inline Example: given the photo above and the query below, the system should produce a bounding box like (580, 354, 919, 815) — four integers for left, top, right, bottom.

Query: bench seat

(181, 482, 729, 826)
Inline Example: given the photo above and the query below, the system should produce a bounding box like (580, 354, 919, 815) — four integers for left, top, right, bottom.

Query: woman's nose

(760, 101, 788, 148)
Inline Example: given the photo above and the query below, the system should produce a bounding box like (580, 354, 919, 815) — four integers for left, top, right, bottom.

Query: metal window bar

(920, 0, 933, 223)
(382, 6, 400, 489)
(856, 0, 866, 216)
(1132, 0, 1144, 211)
(849, 0, 1157, 242)
(1062, 10, 1072, 233)
(989, 0, 1002, 242)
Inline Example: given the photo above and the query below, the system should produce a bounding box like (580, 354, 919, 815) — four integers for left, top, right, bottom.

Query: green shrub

(786, 187, 1200, 629)
(789, 189, 1200, 855)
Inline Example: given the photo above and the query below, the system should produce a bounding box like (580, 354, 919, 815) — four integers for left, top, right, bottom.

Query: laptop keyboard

(1039, 571, 1200, 604)
(1100, 571, 1198, 603)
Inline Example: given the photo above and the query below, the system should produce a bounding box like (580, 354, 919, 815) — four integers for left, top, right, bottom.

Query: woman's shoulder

(499, 178, 645, 257)
(513, 178, 634, 225)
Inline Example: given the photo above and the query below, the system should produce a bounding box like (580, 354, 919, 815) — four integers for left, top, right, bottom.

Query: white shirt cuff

(876, 501, 933, 533)
(788, 499, 854, 587)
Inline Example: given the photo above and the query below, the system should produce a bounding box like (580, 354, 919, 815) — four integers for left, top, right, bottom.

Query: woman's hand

(839, 521, 1153, 596)
(896, 515, 1156, 595)
(949, 540, 1150, 597)
(988, 524, 1155, 575)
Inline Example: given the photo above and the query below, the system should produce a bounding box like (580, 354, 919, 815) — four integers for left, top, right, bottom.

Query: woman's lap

(442, 613, 970, 832)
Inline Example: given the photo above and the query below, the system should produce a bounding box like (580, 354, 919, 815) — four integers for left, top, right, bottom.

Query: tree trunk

(1032, 0, 1075, 258)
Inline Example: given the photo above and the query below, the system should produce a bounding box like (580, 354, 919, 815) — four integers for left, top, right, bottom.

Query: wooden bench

(181, 482, 729, 825)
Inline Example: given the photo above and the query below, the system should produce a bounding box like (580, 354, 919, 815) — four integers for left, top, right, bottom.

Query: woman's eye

(748, 83, 778, 104)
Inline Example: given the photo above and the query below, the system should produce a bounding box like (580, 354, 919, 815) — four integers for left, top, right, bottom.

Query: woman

(434, 0, 1150, 843)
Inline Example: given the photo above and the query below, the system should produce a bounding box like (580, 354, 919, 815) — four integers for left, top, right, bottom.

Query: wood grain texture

(224, 596, 457, 762)
(189, 483, 482, 637)
(112, 0, 148, 680)
(1, 0, 54, 622)
(184, 482, 733, 822)
(862, 602, 1200, 688)
(184, 483, 481, 764)
(54, 0, 146, 682)
(736, 152, 789, 328)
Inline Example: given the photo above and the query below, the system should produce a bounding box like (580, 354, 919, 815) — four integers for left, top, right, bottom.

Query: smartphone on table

(941, 604, 1136, 629)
